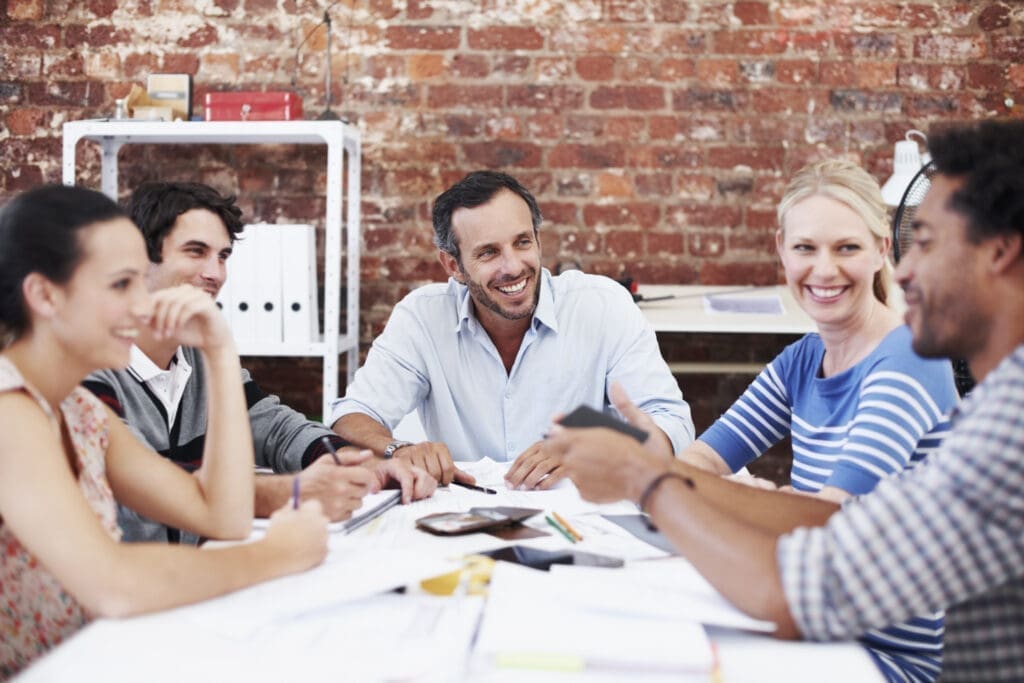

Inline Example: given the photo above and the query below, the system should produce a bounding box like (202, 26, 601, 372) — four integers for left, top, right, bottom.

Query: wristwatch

(382, 440, 413, 459)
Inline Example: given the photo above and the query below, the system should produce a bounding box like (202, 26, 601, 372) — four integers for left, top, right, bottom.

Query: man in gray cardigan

(85, 182, 433, 543)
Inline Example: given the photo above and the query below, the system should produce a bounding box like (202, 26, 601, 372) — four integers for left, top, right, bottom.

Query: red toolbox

(203, 91, 304, 121)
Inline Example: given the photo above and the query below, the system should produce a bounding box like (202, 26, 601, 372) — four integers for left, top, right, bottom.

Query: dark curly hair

(126, 182, 244, 263)
(928, 119, 1024, 244)
(431, 170, 542, 262)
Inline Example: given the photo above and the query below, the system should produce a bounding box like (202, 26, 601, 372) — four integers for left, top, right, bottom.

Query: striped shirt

(701, 326, 958, 494)
(701, 326, 959, 682)
(778, 344, 1024, 682)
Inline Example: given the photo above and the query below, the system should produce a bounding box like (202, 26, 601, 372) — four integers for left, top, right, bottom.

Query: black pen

(451, 480, 498, 495)
(320, 436, 343, 465)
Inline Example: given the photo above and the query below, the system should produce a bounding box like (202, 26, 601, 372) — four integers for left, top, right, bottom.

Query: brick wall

(2, 1, 1021, 457)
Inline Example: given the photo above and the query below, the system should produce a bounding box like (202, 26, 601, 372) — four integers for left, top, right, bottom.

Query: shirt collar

(452, 268, 558, 335)
(128, 345, 189, 382)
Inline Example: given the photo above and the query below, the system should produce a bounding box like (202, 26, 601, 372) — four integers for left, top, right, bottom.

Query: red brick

(6, 164, 45, 191)
(750, 88, 815, 113)
(668, 203, 742, 228)
(727, 231, 776, 254)
(462, 141, 542, 168)
(367, 0, 400, 20)
(535, 57, 572, 82)
(688, 231, 726, 257)
(897, 63, 929, 91)
(178, 24, 219, 48)
(1, 53, 42, 79)
(596, 172, 634, 198)
(676, 173, 717, 201)
(575, 56, 614, 81)
(1008, 64, 1024, 91)
(733, 1, 771, 25)
(199, 53, 240, 82)
(604, 116, 646, 140)
(427, 84, 502, 109)
(672, 88, 743, 112)
(700, 261, 778, 285)
(713, 29, 788, 55)
(603, 0, 647, 22)
(468, 26, 543, 51)
(43, 52, 84, 79)
(652, 0, 690, 22)
(902, 94, 959, 118)
(386, 26, 460, 50)
(655, 58, 696, 81)
(65, 24, 130, 48)
(747, 208, 779, 231)
(617, 57, 656, 81)
(605, 231, 645, 258)
(485, 115, 522, 139)
(898, 4, 939, 28)
(590, 85, 665, 111)
(366, 55, 405, 80)
(776, 59, 817, 85)
(408, 53, 445, 80)
(790, 31, 832, 54)
(555, 173, 591, 196)
(451, 54, 489, 78)
(238, 166, 274, 192)
(834, 33, 899, 59)
(383, 257, 446, 282)
(163, 52, 200, 74)
(584, 203, 660, 229)
(378, 142, 457, 165)
(929, 65, 964, 92)
(0, 23, 59, 49)
(5, 107, 50, 136)
(507, 85, 584, 111)
(659, 30, 708, 54)
(708, 146, 784, 172)
(540, 202, 580, 226)
(492, 56, 530, 76)
(915, 35, 986, 61)
(992, 35, 1024, 62)
(966, 64, 1006, 90)
(647, 232, 684, 255)
(978, 3, 1011, 31)
(526, 114, 563, 139)
(552, 144, 622, 169)
(830, 90, 901, 114)
(26, 81, 103, 107)
(550, 26, 626, 53)
(124, 52, 160, 79)
(696, 59, 740, 87)
(635, 173, 674, 197)
(407, 0, 432, 20)
(934, 3, 974, 28)
(7, 0, 43, 19)
(626, 146, 702, 170)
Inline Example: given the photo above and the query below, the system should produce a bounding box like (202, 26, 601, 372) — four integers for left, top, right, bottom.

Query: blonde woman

(0, 185, 328, 677)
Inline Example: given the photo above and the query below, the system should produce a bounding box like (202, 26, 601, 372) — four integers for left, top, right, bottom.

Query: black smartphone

(481, 545, 624, 570)
(558, 404, 649, 443)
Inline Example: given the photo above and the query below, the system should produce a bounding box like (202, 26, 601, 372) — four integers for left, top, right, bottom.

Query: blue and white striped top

(701, 325, 958, 495)
(702, 325, 959, 682)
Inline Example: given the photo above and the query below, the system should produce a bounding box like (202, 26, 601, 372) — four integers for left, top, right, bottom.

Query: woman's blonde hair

(776, 159, 893, 305)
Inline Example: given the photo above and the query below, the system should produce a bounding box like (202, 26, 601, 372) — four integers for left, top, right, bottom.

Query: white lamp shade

(881, 139, 924, 206)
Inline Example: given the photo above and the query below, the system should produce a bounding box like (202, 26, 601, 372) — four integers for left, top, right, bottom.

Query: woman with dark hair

(0, 185, 328, 677)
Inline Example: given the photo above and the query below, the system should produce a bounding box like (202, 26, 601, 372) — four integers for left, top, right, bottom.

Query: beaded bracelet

(639, 471, 695, 513)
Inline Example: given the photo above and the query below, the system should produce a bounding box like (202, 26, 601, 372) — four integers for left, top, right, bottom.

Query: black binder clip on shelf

(616, 276, 676, 304)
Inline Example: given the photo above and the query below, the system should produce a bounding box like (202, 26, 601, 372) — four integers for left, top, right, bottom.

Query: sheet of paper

(251, 489, 400, 533)
(548, 559, 775, 632)
(703, 293, 784, 315)
(475, 562, 714, 674)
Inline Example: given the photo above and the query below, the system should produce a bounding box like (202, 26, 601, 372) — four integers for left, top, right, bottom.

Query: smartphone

(558, 404, 649, 443)
(481, 545, 624, 570)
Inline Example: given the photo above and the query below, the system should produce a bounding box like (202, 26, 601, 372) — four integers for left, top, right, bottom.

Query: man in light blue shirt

(331, 171, 693, 488)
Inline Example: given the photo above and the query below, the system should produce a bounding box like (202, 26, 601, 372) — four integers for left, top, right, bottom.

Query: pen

(319, 436, 343, 465)
(292, 475, 300, 509)
(552, 511, 583, 542)
(545, 514, 577, 543)
(451, 480, 498, 494)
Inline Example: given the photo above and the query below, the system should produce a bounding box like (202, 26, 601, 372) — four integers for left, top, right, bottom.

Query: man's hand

(299, 450, 379, 522)
(544, 425, 662, 503)
(393, 442, 474, 487)
(608, 381, 674, 458)
(148, 284, 233, 351)
(370, 458, 437, 504)
(504, 440, 567, 490)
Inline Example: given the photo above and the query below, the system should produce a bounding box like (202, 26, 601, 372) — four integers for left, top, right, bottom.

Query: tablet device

(558, 404, 649, 443)
(481, 545, 624, 570)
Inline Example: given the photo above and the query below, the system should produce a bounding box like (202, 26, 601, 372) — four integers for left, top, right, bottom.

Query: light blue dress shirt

(330, 269, 694, 461)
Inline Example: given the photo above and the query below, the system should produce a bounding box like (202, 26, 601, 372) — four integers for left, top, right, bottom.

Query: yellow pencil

(552, 511, 583, 542)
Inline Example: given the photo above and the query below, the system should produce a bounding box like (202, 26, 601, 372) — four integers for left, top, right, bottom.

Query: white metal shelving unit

(62, 119, 361, 420)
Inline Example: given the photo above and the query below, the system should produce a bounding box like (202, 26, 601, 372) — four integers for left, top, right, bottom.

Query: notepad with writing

(253, 489, 400, 533)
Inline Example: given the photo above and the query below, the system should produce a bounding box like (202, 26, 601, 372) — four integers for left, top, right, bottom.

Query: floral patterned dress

(0, 357, 121, 678)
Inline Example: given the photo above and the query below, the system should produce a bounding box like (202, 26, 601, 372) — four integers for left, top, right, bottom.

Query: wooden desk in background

(637, 285, 815, 375)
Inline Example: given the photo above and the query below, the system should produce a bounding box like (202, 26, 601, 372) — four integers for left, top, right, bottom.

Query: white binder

(227, 224, 258, 345)
(252, 224, 284, 343)
(279, 224, 319, 344)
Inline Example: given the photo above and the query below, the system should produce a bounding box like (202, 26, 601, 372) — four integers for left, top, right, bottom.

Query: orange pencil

(552, 511, 583, 542)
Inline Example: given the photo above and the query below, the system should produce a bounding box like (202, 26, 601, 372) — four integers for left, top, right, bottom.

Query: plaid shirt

(778, 344, 1024, 682)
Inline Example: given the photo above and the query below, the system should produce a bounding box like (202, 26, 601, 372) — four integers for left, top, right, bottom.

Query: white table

(18, 461, 881, 683)
(637, 285, 816, 374)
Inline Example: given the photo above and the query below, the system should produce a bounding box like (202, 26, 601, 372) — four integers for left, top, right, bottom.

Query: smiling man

(85, 182, 433, 544)
(331, 171, 693, 487)
(549, 120, 1024, 682)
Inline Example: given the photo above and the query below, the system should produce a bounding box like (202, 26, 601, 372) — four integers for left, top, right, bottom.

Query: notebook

(253, 489, 400, 533)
